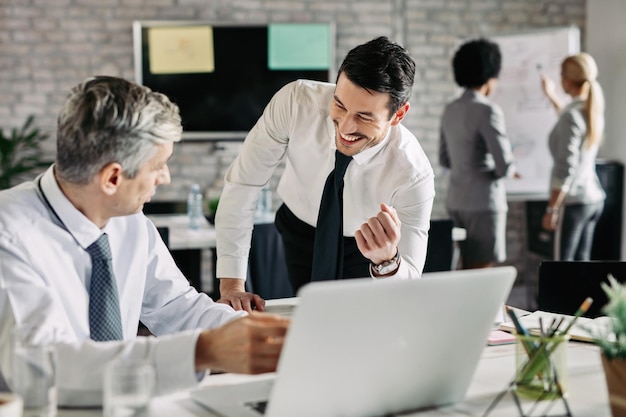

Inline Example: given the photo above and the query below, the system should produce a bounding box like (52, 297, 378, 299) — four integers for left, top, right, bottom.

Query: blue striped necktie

(86, 233, 123, 341)
(311, 150, 353, 281)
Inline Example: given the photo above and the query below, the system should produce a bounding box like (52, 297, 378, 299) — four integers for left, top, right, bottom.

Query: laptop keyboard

(246, 400, 269, 415)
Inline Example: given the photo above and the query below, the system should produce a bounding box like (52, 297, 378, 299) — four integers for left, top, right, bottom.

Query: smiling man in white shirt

(0, 76, 289, 406)
(216, 36, 435, 311)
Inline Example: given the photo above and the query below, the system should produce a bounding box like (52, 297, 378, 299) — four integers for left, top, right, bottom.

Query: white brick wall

(0, 0, 586, 305)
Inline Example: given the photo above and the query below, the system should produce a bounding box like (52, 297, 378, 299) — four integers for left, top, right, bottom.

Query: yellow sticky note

(148, 26, 214, 74)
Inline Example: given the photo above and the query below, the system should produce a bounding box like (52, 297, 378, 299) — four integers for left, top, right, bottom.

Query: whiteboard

(489, 26, 580, 196)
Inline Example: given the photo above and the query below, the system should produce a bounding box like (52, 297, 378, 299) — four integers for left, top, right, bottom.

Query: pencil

(560, 297, 593, 335)
(517, 299, 592, 387)
(549, 317, 565, 337)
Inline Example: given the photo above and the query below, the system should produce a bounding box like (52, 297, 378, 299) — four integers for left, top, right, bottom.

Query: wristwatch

(370, 251, 401, 277)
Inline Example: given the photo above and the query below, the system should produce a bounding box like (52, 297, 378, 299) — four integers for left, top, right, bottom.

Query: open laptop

(191, 266, 516, 417)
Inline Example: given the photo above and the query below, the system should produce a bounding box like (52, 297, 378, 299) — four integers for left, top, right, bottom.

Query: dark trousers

(274, 204, 370, 293)
(557, 201, 604, 261)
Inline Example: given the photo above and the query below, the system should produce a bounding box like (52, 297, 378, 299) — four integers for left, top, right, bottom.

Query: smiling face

(113, 141, 173, 216)
(329, 73, 409, 157)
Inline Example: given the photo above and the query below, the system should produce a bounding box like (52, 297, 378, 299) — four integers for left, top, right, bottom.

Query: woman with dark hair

(541, 52, 606, 261)
(439, 38, 519, 269)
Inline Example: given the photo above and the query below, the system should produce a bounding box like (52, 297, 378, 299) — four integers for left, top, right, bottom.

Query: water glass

(11, 327, 57, 417)
(103, 359, 155, 417)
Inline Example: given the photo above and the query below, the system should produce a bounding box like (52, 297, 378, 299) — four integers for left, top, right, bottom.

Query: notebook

(262, 297, 299, 318)
(499, 309, 614, 343)
(487, 329, 517, 346)
(190, 266, 516, 417)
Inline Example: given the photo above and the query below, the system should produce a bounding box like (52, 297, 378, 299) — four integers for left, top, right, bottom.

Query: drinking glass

(11, 326, 57, 417)
(103, 359, 155, 417)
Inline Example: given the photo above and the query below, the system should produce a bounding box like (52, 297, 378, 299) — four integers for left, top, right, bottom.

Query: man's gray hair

(55, 76, 182, 184)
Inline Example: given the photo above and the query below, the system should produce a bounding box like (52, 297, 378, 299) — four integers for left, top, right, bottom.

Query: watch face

(376, 260, 399, 275)
(372, 253, 400, 276)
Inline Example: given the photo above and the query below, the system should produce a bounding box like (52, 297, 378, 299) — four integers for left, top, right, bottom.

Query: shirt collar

(351, 128, 392, 165)
(464, 88, 487, 101)
(40, 165, 103, 250)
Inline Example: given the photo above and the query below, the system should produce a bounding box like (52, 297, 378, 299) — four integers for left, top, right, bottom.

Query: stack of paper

(499, 310, 614, 343)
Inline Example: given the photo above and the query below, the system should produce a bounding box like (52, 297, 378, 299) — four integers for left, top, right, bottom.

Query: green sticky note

(268, 23, 331, 70)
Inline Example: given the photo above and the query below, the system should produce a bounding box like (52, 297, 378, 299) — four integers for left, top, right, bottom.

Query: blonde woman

(541, 52, 606, 261)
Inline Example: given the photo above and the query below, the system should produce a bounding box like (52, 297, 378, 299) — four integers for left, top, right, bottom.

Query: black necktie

(86, 233, 123, 341)
(311, 150, 353, 281)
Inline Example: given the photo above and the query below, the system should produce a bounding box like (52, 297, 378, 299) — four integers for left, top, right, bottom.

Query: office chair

(143, 200, 188, 215)
(156, 226, 169, 247)
(423, 219, 454, 273)
(246, 223, 293, 299)
(537, 261, 626, 318)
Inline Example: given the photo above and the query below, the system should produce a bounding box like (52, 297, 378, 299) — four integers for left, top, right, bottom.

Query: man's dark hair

(452, 38, 502, 88)
(337, 36, 415, 117)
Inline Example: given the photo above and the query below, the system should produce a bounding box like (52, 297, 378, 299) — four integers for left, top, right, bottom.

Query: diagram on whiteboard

(489, 26, 580, 196)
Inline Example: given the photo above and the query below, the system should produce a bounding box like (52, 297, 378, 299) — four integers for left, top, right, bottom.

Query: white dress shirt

(0, 166, 245, 406)
(216, 79, 435, 280)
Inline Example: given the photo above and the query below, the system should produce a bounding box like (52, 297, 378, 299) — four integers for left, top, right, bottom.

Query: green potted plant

(592, 275, 626, 417)
(207, 196, 219, 225)
(0, 115, 51, 189)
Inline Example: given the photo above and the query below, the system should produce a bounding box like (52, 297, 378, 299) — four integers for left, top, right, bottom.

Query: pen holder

(514, 332, 569, 401)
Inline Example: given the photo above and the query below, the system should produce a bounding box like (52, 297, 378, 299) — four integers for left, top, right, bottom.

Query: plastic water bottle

(187, 183, 204, 230)
(254, 186, 272, 222)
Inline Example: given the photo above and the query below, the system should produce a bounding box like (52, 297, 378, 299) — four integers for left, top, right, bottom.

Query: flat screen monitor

(133, 20, 335, 140)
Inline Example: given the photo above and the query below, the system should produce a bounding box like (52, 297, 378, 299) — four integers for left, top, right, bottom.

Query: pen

(505, 306, 531, 337)
(505, 306, 537, 354)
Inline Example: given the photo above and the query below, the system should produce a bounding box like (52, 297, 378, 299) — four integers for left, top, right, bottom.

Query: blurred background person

(439, 38, 519, 269)
(540, 52, 606, 261)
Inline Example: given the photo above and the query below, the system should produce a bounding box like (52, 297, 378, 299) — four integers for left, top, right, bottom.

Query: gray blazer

(439, 89, 516, 212)
(548, 98, 605, 205)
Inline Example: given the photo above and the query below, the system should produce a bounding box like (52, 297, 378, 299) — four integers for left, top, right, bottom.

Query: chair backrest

(143, 200, 188, 215)
(156, 226, 169, 247)
(538, 260, 626, 318)
(246, 223, 293, 299)
(424, 219, 454, 273)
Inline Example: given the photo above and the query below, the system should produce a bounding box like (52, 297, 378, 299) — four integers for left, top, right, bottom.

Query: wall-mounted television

(133, 20, 335, 141)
